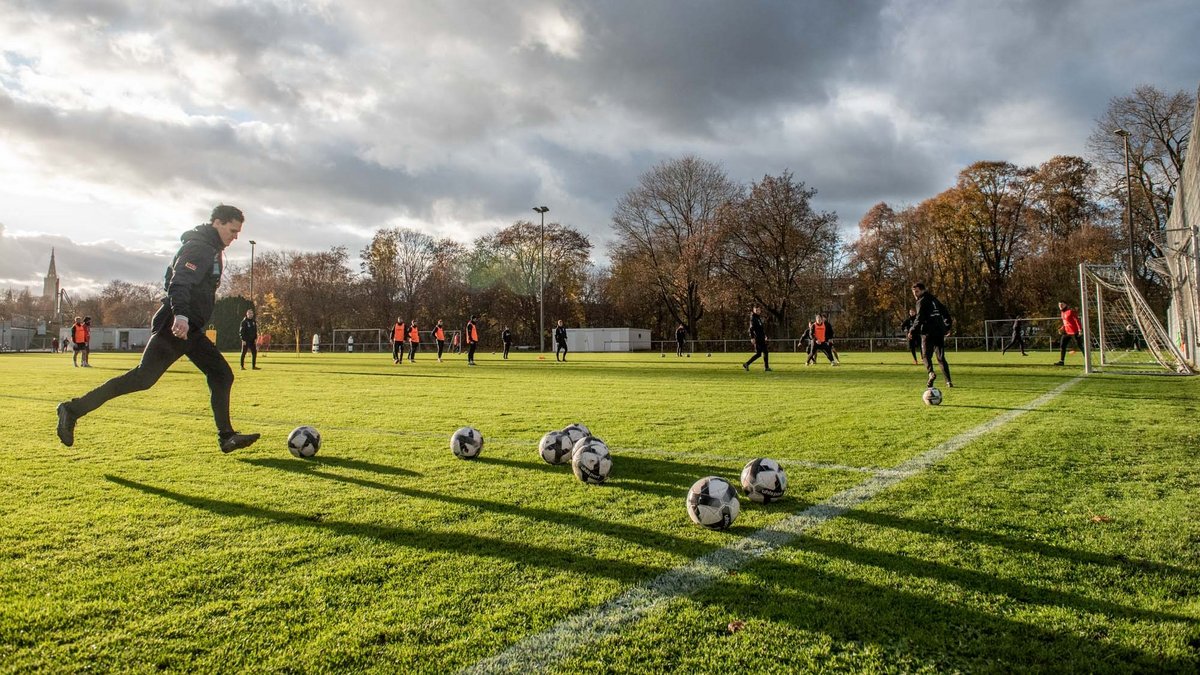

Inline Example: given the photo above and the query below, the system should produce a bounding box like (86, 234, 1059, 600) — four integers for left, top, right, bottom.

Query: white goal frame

(1078, 264, 1193, 375)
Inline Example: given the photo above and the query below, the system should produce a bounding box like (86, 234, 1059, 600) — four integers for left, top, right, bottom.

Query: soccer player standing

(908, 282, 953, 388)
(465, 315, 479, 366)
(742, 305, 770, 371)
(70, 316, 86, 367)
(554, 320, 568, 361)
(407, 320, 420, 362)
(1055, 302, 1084, 366)
(391, 317, 406, 364)
(239, 308, 259, 370)
(434, 320, 446, 362)
(810, 313, 838, 365)
(675, 324, 687, 357)
(900, 309, 919, 364)
(501, 326, 512, 359)
(55, 205, 259, 453)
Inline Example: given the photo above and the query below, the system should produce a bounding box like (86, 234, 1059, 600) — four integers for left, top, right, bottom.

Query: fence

(654, 335, 1065, 354)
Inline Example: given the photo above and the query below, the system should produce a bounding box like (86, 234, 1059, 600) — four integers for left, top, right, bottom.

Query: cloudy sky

(1, 0, 1197, 296)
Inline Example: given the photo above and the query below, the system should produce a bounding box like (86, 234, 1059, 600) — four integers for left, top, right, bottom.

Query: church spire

(47, 248, 57, 278)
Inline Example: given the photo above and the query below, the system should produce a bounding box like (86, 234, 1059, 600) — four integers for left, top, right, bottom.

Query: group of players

(53, 205, 1093, 454)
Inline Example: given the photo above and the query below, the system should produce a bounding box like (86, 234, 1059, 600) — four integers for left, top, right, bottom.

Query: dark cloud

(0, 0, 1197, 288)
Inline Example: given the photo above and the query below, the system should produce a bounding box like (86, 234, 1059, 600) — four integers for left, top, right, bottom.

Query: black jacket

(239, 317, 257, 341)
(748, 313, 766, 341)
(911, 291, 950, 337)
(554, 326, 567, 343)
(162, 224, 226, 328)
(502, 329, 512, 344)
(675, 327, 686, 342)
(901, 316, 916, 333)
(1010, 318, 1024, 337)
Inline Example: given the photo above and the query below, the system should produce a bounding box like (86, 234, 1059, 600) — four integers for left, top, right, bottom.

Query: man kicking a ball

(55, 205, 260, 453)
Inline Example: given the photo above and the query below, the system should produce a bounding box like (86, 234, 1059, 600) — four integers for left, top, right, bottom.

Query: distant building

(41, 247, 59, 299)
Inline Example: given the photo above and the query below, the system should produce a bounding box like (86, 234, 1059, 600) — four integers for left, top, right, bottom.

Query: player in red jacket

(1055, 302, 1084, 366)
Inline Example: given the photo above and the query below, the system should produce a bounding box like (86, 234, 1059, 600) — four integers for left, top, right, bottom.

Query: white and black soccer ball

(740, 458, 787, 504)
(923, 387, 943, 406)
(687, 476, 740, 530)
(538, 430, 573, 465)
(561, 423, 591, 446)
(451, 426, 484, 459)
(287, 425, 321, 458)
(571, 436, 612, 484)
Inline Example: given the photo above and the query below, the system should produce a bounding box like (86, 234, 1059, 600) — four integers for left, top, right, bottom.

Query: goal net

(332, 328, 387, 352)
(1078, 264, 1193, 374)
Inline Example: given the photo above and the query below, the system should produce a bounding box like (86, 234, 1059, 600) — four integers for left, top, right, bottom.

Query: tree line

(4, 85, 1190, 346)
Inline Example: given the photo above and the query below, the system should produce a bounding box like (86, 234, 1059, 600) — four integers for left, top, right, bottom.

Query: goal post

(1078, 263, 1193, 375)
(331, 328, 386, 353)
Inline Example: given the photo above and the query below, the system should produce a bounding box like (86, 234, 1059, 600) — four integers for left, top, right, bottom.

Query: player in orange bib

(465, 315, 479, 366)
(434, 320, 446, 362)
(407, 320, 421, 362)
(391, 318, 406, 364)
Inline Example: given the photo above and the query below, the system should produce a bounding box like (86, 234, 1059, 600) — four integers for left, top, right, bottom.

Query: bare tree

(716, 171, 839, 336)
(1088, 85, 1194, 273)
(611, 156, 740, 338)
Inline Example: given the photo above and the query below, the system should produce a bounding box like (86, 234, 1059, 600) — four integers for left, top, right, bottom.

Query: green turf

(1, 348, 1197, 672)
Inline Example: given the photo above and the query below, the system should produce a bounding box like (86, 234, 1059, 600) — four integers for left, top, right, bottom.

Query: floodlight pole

(1114, 129, 1136, 278)
(533, 206, 549, 352)
(249, 240, 257, 307)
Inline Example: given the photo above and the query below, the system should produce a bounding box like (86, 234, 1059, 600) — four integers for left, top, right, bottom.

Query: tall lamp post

(1113, 129, 1136, 277)
(249, 240, 257, 306)
(533, 206, 549, 353)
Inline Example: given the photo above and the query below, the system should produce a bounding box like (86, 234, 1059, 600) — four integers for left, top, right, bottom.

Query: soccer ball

(538, 430, 573, 465)
(740, 458, 787, 504)
(451, 426, 484, 459)
(571, 436, 612, 484)
(687, 476, 740, 530)
(287, 425, 321, 458)
(561, 423, 591, 446)
(1125, 324, 1135, 332)
(923, 387, 943, 406)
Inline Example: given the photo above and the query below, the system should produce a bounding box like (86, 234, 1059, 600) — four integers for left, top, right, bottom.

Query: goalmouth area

(1, 349, 1197, 672)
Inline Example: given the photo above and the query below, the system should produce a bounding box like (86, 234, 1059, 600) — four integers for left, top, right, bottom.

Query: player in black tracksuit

(809, 314, 837, 365)
(675, 324, 687, 357)
(909, 282, 953, 388)
(1001, 316, 1027, 356)
(742, 306, 770, 371)
(55, 205, 260, 453)
(900, 309, 919, 364)
(239, 308, 259, 370)
(554, 321, 568, 361)
(501, 327, 512, 359)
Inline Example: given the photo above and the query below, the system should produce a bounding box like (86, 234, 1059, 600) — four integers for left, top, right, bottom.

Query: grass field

(1, 347, 1198, 673)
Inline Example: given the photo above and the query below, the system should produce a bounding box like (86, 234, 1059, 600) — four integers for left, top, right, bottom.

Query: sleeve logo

(184, 262, 198, 271)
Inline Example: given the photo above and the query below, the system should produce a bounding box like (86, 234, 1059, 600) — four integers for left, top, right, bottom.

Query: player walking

(742, 305, 770, 372)
(501, 326, 512, 359)
(555, 320, 568, 361)
(55, 205, 259, 453)
(1054, 302, 1084, 366)
(1001, 315, 1028, 356)
(908, 282, 953, 388)
(675, 324, 687, 357)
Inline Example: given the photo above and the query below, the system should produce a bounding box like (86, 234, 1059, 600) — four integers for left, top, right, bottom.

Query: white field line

(461, 376, 1083, 675)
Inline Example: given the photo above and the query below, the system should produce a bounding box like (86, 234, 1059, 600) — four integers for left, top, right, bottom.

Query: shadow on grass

(842, 509, 1197, 580)
(274, 455, 423, 478)
(690, 534, 1196, 671)
(237, 459, 711, 557)
(105, 474, 669, 582)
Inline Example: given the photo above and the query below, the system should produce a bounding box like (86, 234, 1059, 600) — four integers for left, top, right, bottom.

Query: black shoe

(252, 366, 261, 370)
(219, 432, 260, 453)
(56, 402, 77, 447)
(927, 373, 936, 388)
(240, 366, 245, 370)
(947, 381, 954, 388)
(1053, 361, 1064, 366)
(764, 367, 773, 372)
(742, 363, 749, 371)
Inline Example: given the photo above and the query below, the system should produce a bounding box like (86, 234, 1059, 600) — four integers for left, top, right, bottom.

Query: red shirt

(408, 326, 420, 343)
(393, 324, 406, 341)
(1061, 308, 1081, 336)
